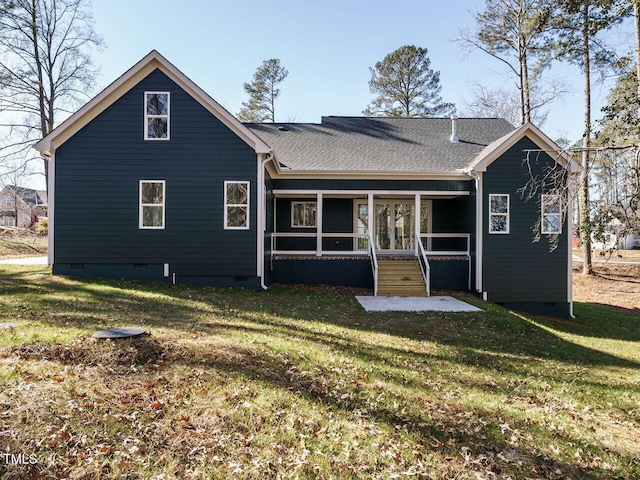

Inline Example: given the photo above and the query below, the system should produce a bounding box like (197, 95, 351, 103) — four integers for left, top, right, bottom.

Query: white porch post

(414, 193, 420, 256)
(316, 193, 323, 256)
(367, 193, 374, 250)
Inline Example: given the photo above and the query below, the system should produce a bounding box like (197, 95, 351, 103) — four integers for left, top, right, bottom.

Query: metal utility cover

(93, 327, 147, 339)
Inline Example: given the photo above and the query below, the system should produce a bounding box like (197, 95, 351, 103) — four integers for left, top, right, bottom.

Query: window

(489, 194, 509, 234)
(1, 216, 15, 227)
(139, 181, 165, 229)
(291, 202, 317, 228)
(144, 92, 169, 140)
(224, 181, 249, 229)
(542, 195, 562, 234)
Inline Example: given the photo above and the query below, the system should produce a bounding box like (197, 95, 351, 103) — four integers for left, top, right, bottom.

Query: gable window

(542, 194, 562, 234)
(224, 181, 249, 229)
(292, 202, 317, 228)
(139, 180, 165, 229)
(144, 92, 169, 140)
(489, 194, 509, 234)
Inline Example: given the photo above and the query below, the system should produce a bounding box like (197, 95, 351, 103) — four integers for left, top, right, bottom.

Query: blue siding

(54, 69, 259, 285)
(482, 137, 569, 315)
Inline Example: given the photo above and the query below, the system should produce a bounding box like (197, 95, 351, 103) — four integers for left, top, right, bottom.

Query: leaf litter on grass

(0, 268, 639, 478)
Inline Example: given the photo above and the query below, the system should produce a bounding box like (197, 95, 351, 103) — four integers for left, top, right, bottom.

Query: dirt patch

(573, 262, 640, 312)
(0, 229, 47, 259)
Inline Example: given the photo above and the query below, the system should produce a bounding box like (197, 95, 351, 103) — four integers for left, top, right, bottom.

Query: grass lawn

(0, 266, 638, 479)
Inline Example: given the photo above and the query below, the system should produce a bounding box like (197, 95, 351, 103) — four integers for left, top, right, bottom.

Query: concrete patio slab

(356, 295, 482, 313)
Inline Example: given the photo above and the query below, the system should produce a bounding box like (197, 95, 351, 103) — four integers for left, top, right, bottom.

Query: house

(0, 185, 48, 228)
(34, 51, 578, 318)
(590, 219, 640, 250)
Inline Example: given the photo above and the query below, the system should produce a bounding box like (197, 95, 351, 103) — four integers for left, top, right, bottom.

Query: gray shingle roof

(245, 117, 515, 173)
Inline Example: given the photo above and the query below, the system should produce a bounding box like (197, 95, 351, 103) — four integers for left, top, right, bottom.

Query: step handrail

(368, 232, 378, 296)
(415, 233, 431, 296)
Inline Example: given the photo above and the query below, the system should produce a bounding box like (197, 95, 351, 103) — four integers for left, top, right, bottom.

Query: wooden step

(376, 259, 428, 296)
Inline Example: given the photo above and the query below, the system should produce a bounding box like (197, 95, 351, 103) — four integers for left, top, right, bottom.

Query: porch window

(489, 194, 509, 234)
(541, 194, 562, 234)
(139, 180, 165, 229)
(291, 202, 317, 228)
(144, 92, 169, 140)
(224, 181, 249, 229)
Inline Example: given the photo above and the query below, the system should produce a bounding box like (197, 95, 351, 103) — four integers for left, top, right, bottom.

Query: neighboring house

(591, 219, 640, 250)
(0, 185, 48, 228)
(34, 51, 579, 318)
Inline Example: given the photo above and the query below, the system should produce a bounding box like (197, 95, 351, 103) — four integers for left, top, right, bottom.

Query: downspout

(465, 169, 482, 295)
(258, 152, 274, 291)
(44, 152, 54, 268)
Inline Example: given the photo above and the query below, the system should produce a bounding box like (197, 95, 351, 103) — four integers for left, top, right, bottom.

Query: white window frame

(139, 180, 166, 229)
(1, 216, 15, 227)
(144, 92, 170, 140)
(541, 194, 562, 234)
(291, 201, 317, 228)
(224, 181, 250, 230)
(489, 194, 510, 234)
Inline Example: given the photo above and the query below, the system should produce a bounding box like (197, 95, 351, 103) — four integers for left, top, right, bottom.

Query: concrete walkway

(356, 295, 482, 313)
(0, 256, 48, 265)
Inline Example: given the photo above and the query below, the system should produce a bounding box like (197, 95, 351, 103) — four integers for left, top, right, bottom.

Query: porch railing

(369, 232, 378, 296)
(270, 232, 471, 257)
(415, 233, 431, 296)
(271, 232, 370, 256)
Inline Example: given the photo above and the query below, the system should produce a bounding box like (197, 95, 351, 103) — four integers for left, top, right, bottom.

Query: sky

(25, 0, 635, 189)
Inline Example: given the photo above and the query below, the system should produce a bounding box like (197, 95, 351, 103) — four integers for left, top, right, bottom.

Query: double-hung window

(139, 181, 165, 229)
(541, 194, 562, 234)
(489, 194, 509, 234)
(145, 92, 169, 140)
(224, 181, 249, 229)
(291, 202, 317, 228)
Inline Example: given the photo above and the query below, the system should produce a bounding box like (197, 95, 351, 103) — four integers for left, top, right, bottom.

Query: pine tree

(237, 59, 288, 123)
(363, 45, 455, 118)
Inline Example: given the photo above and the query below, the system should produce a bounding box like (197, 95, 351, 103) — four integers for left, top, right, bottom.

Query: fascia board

(467, 123, 579, 173)
(267, 169, 469, 181)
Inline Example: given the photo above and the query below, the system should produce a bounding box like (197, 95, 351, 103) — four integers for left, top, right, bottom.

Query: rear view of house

(35, 51, 577, 318)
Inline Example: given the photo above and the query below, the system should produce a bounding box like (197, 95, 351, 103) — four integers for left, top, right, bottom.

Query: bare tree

(458, 0, 555, 125)
(550, 0, 630, 275)
(0, 0, 104, 191)
(461, 76, 566, 126)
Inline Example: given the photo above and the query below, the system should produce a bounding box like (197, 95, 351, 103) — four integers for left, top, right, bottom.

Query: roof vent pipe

(450, 115, 459, 143)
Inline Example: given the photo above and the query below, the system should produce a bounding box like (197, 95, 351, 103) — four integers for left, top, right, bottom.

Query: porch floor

(356, 295, 482, 313)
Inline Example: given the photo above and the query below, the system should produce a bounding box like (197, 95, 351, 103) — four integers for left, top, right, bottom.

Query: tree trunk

(580, 1, 594, 275)
(518, 49, 526, 125)
(634, 1, 640, 119)
(522, 44, 531, 124)
(29, 0, 49, 192)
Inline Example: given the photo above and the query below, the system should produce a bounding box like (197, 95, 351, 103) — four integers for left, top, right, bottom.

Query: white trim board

(272, 190, 470, 197)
